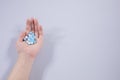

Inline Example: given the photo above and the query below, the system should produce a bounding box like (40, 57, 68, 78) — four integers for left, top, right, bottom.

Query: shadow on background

(3, 27, 64, 80)
(2, 37, 18, 80)
(30, 28, 64, 80)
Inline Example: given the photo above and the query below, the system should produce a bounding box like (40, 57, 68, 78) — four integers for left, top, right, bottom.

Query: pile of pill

(23, 32, 37, 45)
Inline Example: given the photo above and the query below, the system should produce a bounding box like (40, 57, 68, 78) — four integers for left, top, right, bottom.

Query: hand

(16, 18, 43, 59)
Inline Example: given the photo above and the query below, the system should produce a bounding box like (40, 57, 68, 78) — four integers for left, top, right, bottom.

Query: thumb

(18, 31, 26, 42)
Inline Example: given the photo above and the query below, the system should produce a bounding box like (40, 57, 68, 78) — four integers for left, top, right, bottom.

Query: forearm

(8, 53, 34, 80)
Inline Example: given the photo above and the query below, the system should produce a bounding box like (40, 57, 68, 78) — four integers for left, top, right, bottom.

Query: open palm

(16, 18, 43, 58)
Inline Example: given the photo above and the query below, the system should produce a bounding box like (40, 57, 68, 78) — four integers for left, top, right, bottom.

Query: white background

(0, 0, 120, 80)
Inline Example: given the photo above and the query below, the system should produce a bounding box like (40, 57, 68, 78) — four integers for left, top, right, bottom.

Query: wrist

(18, 53, 35, 63)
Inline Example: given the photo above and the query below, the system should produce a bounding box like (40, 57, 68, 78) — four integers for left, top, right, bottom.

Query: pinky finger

(38, 25, 43, 38)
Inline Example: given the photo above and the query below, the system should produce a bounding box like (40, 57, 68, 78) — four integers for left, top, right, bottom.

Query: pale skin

(8, 18, 43, 80)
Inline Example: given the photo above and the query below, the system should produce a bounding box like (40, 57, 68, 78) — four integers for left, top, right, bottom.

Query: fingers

(26, 18, 35, 33)
(26, 19, 31, 34)
(18, 31, 26, 42)
(34, 18, 39, 38)
(38, 24, 43, 39)
(32, 18, 42, 39)
(31, 18, 35, 33)
(37, 25, 43, 44)
(26, 18, 43, 41)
